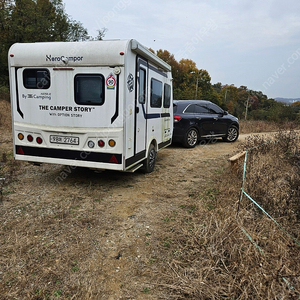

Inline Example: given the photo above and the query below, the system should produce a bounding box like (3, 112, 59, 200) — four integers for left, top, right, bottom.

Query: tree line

(155, 49, 300, 122)
(1, 0, 299, 122)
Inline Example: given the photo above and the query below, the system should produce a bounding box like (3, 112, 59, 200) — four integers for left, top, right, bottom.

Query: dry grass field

(0, 99, 299, 299)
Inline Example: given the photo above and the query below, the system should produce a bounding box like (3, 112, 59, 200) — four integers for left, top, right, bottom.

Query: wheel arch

(188, 125, 200, 134)
(146, 138, 158, 155)
(229, 122, 239, 129)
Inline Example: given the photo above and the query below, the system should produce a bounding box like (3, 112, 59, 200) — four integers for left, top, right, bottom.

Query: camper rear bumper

(13, 123, 125, 169)
(15, 145, 124, 170)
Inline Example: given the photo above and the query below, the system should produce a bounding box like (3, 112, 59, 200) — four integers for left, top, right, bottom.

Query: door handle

(214, 117, 218, 120)
(136, 107, 139, 113)
(196, 117, 201, 120)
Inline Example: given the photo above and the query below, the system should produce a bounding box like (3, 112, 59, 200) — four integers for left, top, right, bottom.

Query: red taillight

(98, 140, 105, 147)
(36, 137, 43, 144)
(174, 116, 181, 122)
(27, 135, 33, 142)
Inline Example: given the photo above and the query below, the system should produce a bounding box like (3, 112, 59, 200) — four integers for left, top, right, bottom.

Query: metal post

(195, 77, 198, 99)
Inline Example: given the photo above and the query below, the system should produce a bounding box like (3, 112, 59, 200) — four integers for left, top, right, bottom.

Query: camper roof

(8, 39, 171, 72)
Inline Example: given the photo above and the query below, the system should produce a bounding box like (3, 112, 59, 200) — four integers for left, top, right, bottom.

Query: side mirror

(223, 111, 228, 115)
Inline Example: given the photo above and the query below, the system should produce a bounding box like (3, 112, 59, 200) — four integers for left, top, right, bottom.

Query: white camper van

(8, 39, 173, 173)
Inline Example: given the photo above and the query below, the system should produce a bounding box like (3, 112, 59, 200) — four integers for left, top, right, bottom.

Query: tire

(183, 128, 198, 148)
(224, 125, 239, 142)
(143, 144, 156, 173)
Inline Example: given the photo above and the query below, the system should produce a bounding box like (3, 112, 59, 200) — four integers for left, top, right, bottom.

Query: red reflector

(174, 116, 181, 122)
(36, 137, 43, 144)
(120, 52, 124, 56)
(10, 54, 14, 57)
(109, 155, 118, 164)
(27, 135, 33, 142)
(17, 147, 24, 155)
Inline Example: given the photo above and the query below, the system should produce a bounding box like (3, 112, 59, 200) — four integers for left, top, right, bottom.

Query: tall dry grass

(0, 87, 10, 102)
(151, 130, 300, 299)
(0, 99, 12, 132)
(239, 119, 300, 134)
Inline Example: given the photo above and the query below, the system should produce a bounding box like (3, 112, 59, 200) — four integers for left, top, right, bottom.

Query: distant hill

(275, 97, 300, 104)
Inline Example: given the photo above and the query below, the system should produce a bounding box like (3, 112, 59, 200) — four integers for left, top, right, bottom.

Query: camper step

(126, 163, 144, 173)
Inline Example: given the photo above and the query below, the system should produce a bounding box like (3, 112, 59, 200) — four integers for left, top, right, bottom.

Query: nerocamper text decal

(46, 55, 83, 62)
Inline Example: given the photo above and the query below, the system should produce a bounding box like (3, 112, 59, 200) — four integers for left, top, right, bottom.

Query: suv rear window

(173, 103, 178, 113)
(184, 104, 195, 113)
(74, 74, 105, 105)
(195, 104, 210, 113)
(208, 103, 224, 114)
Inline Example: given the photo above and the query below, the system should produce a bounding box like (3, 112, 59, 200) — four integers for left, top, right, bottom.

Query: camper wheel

(143, 144, 156, 173)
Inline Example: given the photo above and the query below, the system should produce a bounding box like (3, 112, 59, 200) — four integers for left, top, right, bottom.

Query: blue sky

(63, 0, 300, 99)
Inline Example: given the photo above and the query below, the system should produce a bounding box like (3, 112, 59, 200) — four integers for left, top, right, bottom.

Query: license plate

(50, 135, 79, 145)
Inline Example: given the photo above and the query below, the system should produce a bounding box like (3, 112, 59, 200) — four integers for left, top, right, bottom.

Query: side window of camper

(23, 69, 50, 89)
(150, 78, 162, 108)
(74, 74, 104, 105)
(138, 68, 146, 104)
(163, 84, 171, 108)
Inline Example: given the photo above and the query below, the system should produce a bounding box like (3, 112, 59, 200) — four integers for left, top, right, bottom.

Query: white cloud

(63, 0, 300, 97)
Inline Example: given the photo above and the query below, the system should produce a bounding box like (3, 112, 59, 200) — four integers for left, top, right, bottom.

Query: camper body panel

(9, 39, 173, 172)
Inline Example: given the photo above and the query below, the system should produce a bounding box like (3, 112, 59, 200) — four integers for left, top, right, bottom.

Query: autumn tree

(156, 51, 221, 104)
(0, 0, 12, 86)
(0, 0, 90, 87)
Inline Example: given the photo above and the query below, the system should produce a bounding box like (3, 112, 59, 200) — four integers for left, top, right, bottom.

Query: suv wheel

(224, 125, 239, 142)
(183, 128, 198, 148)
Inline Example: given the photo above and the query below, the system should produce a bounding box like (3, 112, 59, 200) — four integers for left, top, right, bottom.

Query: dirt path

(0, 129, 247, 299)
(1, 99, 272, 299)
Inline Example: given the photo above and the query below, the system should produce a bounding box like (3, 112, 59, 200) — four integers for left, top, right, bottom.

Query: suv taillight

(174, 116, 181, 122)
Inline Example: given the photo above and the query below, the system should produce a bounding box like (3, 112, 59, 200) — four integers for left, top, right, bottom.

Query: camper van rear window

(164, 84, 171, 108)
(74, 74, 104, 105)
(23, 69, 50, 89)
(150, 78, 162, 108)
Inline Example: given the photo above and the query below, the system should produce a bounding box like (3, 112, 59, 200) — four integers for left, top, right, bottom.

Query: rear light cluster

(18, 133, 43, 144)
(17, 132, 116, 149)
(87, 139, 116, 148)
(174, 115, 182, 122)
